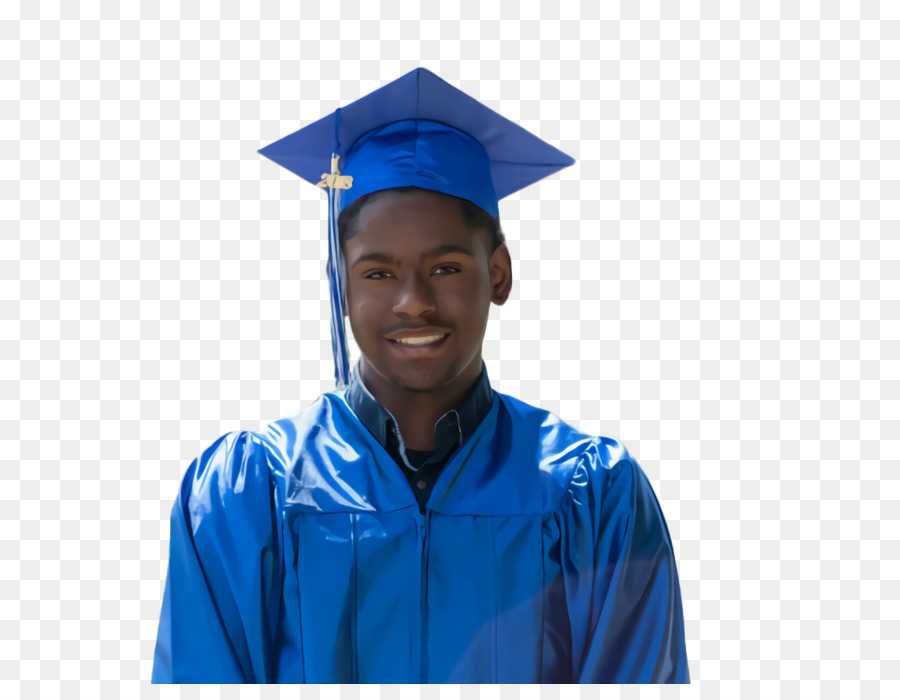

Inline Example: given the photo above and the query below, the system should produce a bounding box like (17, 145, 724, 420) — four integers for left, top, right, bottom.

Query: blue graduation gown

(152, 389, 689, 683)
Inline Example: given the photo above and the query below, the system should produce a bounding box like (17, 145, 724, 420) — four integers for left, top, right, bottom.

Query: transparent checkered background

(1, 1, 896, 698)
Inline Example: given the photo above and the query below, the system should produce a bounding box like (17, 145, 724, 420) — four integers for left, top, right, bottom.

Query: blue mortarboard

(259, 67, 575, 388)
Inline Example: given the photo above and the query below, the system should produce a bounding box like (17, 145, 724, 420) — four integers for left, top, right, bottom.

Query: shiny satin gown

(152, 388, 690, 683)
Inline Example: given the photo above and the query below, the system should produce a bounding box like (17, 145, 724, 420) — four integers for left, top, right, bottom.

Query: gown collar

(273, 388, 594, 516)
(344, 357, 495, 466)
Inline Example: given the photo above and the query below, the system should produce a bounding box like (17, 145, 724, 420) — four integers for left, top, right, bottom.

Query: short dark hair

(337, 186, 506, 254)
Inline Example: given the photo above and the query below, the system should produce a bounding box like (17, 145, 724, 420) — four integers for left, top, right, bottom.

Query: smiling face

(342, 188, 512, 396)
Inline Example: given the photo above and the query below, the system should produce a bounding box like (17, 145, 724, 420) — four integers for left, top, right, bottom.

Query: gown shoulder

(152, 428, 285, 683)
(557, 435, 691, 683)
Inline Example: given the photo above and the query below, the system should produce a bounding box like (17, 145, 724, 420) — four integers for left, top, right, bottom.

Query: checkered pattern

(2, 1, 896, 698)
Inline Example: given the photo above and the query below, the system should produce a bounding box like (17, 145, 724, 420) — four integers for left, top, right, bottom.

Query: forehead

(357, 189, 461, 223)
(348, 190, 483, 250)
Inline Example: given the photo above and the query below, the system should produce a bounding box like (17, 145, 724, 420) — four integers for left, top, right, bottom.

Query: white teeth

(396, 335, 444, 346)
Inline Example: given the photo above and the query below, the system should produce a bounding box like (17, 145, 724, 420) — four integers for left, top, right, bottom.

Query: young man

(152, 68, 689, 683)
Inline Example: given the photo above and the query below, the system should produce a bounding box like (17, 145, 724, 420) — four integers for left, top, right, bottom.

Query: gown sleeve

(561, 438, 690, 683)
(151, 430, 284, 683)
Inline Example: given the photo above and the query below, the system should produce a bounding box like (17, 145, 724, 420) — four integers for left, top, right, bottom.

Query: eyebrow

(350, 244, 475, 268)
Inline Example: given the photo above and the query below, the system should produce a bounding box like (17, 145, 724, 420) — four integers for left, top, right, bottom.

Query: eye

(364, 270, 394, 280)
(433, 265, 461, 275)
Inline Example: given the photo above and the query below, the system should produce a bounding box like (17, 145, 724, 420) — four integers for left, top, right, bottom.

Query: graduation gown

(151, 388, 690, 683)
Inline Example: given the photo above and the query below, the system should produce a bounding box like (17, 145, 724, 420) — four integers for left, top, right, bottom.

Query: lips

(394, 334, 446, 346)
(385, 326, 452, 342)
(387, 332, 450, 355)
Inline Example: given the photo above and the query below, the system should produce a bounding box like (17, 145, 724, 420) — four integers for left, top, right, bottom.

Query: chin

(385, 364, 457, 392)
(361, 352, 456, 391)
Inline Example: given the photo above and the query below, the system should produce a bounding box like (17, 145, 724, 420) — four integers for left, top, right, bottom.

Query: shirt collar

(345, 358, 494, 453)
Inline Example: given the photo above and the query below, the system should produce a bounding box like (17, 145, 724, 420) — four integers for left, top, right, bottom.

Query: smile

(387, 333, 450, 355)
(395, 334, 446, 346)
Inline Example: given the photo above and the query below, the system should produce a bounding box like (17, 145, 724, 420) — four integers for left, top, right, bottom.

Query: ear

(489, 243, 513, 306)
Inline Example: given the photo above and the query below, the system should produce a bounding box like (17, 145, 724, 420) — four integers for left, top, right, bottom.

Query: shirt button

(416, 480, 426, 490)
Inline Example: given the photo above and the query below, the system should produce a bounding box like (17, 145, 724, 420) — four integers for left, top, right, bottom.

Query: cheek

(439, 275, 492, 320)
(348, 298, 380, 335)
(346, 277, 382, 313)
(346, 284, 380, 338)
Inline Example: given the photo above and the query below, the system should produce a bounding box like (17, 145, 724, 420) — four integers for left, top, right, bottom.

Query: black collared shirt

(344, 360, 495, 513)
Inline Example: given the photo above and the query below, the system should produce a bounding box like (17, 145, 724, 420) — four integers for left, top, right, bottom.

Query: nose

(393, 272, 436, 318)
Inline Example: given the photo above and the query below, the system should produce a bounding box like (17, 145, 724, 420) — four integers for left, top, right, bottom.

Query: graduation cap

(259, 67, 575, 388)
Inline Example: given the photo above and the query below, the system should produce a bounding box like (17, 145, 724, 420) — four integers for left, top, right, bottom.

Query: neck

(358, 356, 482, 451)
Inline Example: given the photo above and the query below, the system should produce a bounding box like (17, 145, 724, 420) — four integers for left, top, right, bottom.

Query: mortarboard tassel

(319, 153, 353, 388)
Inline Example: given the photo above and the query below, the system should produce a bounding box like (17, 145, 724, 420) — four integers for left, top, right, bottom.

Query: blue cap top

(340, 118, 498, 217)
(258, 68, 575, 387)
(259, 67, 575, 217)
